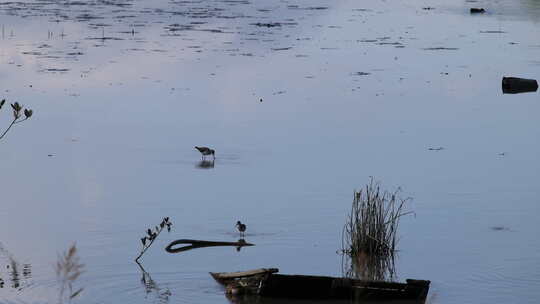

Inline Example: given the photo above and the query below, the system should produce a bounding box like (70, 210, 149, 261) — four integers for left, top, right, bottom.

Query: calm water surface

(1, 0, 539, 303)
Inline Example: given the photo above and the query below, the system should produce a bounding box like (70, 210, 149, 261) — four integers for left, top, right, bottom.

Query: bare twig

(135, 217, 172, 262)
(0, 99, 33, 141)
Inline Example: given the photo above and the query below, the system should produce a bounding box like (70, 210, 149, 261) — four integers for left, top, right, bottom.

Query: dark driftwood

(211, 268, 279, 284)
(210, 268, 430, 302)
(502, 77, 538, 94)
(470, 8, 485, 14)
(165, 239, 254, 253)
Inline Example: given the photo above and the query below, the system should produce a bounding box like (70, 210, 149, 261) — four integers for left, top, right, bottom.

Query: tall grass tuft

(342, 178, 412, 277)
(55, 243, 84, 304)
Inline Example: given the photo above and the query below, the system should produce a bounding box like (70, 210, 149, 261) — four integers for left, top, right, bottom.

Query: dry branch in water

(135, 217, 172, 262)
(55, 243, 84, 304)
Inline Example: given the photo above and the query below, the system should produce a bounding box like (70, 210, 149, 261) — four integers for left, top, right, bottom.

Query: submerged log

(502, 77, 538, 94)
(165, 239, 254, 253)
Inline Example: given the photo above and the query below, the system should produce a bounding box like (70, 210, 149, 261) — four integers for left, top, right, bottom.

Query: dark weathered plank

(211, 268, 279, 280)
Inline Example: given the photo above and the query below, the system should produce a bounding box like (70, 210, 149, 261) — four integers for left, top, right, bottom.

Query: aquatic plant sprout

(0, 99, 33, 141)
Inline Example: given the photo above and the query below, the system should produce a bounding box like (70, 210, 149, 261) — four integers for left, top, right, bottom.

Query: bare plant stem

(0, 118, 17, 140)
(135, 217, 171, 263)
(135, 227, 164, 262)
(0, 117, 29, 140)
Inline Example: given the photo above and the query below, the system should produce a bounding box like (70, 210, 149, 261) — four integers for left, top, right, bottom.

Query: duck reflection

(196, 159, 215, 169)
(136, 261, 171, 303)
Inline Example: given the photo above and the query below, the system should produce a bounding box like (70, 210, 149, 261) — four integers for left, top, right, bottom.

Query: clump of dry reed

(342, 178, 412, 258)
(341, 248, 397, 281)
(55, 243, 84, 303)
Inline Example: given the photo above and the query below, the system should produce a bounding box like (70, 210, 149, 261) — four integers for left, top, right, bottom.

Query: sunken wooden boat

(210, 268, 430, 302)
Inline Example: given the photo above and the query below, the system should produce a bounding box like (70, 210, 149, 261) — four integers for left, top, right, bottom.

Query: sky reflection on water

(1, 0, 540, 303)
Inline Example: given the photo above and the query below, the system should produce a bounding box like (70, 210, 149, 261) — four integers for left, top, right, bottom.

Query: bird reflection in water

(136, 261, 172, 303)
(236, 239, 248, 252)
(196, 159, 215, 169)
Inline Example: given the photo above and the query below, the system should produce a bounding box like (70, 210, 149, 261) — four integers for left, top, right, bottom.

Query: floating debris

(470, 8, 486, 14)
(271, 47, 292, 51)
(480, 30, 506, 34)
(423, 47, 459, 51)
(253, 22, 281, 27)
(42, 68, 70, 72)
(502, 77, 538, 94)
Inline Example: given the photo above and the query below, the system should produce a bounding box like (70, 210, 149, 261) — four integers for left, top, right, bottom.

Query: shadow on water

(226, 294, 426, 304)
(196, 159, 215, 169)
(224, 294, 429, 304)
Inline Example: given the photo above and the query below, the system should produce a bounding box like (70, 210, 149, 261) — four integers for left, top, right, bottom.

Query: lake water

(1, 0, 539, 303)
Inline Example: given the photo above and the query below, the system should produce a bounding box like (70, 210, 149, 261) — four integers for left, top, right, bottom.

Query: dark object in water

(502, 77, 538, 94)
(254, 22, 281, 27)
(165, 239, 253, 253)
(470, 8, 485, 14)
(211, 268, 430, 302)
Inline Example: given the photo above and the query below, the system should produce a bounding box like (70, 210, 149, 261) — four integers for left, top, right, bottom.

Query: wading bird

(236, 221, 246, 237)
(195, 146, 215, 160)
